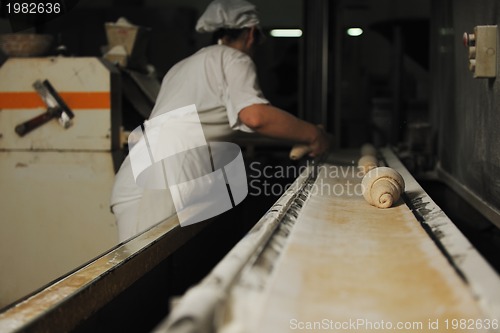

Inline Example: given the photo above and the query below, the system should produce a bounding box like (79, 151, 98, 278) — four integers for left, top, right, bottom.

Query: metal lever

(14, 80, 74, 137)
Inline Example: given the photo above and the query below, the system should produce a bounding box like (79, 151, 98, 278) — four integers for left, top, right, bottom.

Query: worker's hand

(308, 125, 331, 157)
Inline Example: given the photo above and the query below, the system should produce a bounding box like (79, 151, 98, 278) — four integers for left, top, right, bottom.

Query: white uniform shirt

(111, 44, 269, 208)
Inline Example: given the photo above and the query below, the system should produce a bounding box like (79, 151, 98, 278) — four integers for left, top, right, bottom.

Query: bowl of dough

(0, 33, 54, 57)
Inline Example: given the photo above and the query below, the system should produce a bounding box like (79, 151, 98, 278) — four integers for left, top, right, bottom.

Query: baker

(110, 0, 331, 242)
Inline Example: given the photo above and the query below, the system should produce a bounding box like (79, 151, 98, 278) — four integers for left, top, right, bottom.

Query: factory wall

(430, 0, 500, 214)
(79, 0, 302, 28)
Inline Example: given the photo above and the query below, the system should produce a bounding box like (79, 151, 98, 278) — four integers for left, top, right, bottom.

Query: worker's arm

(239, 103, 330, 157)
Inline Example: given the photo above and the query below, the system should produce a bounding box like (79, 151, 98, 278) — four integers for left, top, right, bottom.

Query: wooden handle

(15, 112, 54, 137)
(289, 144, 312, 160)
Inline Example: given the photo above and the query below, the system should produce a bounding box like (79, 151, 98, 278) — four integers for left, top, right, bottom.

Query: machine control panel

(463, 25, 497, 78)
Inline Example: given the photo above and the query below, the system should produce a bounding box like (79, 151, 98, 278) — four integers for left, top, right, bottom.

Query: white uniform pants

(112, 189, 176, 243)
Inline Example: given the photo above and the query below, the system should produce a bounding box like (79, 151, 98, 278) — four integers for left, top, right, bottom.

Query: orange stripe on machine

(0, 92, 111, 109)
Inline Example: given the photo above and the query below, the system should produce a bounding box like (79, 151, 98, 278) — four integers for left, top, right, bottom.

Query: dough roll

(358, 155, 378, 174)
(361, 167, 405, 208)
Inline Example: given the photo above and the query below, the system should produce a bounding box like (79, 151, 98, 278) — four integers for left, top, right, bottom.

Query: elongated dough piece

(357, 155, 378, 174)
(362, 167, 405, 208)
(289, 144, 312, 160)
(360, 143, 377, 156)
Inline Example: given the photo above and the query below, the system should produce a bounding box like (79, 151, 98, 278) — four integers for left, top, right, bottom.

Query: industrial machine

(0, 56, 121, 308)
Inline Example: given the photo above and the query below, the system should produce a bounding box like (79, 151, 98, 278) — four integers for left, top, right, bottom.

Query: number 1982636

(5, 2, 61, 14)
(444, 318, 499, 330)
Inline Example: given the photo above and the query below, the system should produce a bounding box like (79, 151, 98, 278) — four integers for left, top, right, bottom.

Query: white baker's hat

(195, 0, 261, 33)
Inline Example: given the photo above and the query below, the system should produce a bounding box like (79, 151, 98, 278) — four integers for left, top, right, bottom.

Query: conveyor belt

(245, 164, 483, 332)
(156, 149, 500, 333)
